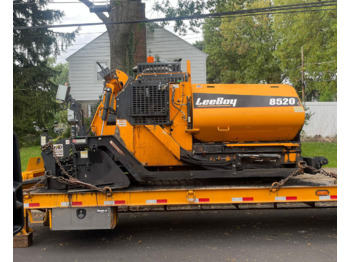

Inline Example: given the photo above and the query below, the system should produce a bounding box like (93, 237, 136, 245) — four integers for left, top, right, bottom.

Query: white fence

(302, 102, 337, 137)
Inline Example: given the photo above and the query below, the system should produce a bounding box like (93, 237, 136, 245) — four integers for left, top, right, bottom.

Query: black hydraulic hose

(102, 88, 112, 121)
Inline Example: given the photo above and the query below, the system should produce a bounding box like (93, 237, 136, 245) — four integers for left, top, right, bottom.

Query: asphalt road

(14, 208, 336, 262)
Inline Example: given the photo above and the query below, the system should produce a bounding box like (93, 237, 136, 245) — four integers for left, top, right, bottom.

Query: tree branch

(79, 0, 109, 23)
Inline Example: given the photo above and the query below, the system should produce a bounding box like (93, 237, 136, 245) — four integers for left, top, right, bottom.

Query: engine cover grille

(132, 84, 167, 117)
(137, 73, 186, 84)
(117, 81, 171, 125)
(137, 62, 181, 74)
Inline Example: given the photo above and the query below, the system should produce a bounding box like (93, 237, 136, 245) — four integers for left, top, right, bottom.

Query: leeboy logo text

(195, 97, 238, 107)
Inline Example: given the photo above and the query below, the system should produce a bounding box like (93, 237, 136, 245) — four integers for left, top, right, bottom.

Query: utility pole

(301, 46, 305, 103)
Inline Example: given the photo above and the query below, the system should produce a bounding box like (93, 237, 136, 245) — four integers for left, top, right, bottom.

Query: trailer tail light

(316, 190, 329, 196)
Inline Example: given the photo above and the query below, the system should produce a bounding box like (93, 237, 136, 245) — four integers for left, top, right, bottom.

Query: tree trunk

(81, 0, 146, 74)
(107, 0, 138, 74)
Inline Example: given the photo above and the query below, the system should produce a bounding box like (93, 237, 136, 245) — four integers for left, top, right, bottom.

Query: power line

(13, 1, 337, 30)
(15, 6, 337, 31)
(12, 0, 154, 3)
(13, 1, 108, 5)
(16, 42, 206, 55)
(14, 6, 337, 31)
(21, 15, 336, 39)
(18, 26, 203, 38)
(59, 36, 203, 47)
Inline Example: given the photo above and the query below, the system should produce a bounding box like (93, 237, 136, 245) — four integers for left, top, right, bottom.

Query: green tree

(204, 0, 283, 84)
(155, 0, 336, 100)
(53, 62, 69, 86)
(155, 0, 283, 84)
(202, 16, 226, 83)
(192, 40, 205, 51)
(13, 0, 76, 145)
(273, 0, 337, 101)
(154, 0, 222, 34)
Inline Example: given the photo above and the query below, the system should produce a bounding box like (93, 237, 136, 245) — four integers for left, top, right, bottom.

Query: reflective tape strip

(24, 203, 40, 208)
(232, 197, 254, 202)
(275, 196, 297, 201)
(23, 203, 40, 207)
(146, 199, 167, 204)
(104, 200, 126, 205)
(275, 197, 286, 201)
(192, 198, 210, 203)
(319, 196, 330, 200)
(61, 202, 69, 207)
(286, 196, 297, 200)
(319, 195, 337, 200)
(72, 201, 82, 206)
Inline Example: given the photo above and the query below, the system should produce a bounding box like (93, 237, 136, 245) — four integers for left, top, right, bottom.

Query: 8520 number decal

(269, 97, 297, 106)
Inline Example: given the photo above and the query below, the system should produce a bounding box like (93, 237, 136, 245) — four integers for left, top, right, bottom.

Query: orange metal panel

(191, 84, 305, 142)
(22, 157, 45, 181)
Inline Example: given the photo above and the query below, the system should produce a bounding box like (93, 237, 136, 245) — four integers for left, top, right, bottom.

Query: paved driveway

(14, 208, 336, 262)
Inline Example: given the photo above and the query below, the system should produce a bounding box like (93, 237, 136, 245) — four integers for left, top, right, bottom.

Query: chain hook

(269, 182, 279, 193)
(297, 161, 307, 169)
(102, 187, 113, 196)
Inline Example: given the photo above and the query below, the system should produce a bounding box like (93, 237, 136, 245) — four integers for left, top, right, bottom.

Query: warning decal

(53, 144, 64, 157)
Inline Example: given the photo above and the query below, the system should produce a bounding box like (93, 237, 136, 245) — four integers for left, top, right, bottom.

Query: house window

(88, 103, 98, 118)
(96, 61, 108, 81)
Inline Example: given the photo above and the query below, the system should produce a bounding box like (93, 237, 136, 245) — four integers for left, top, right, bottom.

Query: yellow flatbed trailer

(16, 173, 336, 247)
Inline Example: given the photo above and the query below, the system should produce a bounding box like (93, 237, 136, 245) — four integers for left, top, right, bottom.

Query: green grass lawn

(20, 146, 41, 171)
(301, 142, 337, 168)
(19, 142, 337, 170)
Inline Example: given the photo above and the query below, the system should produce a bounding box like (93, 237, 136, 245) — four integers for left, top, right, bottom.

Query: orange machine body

(191, 84, 305, 142)
(90, 61, 304, 168)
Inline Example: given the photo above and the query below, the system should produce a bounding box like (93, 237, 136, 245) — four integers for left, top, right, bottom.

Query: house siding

(67, 33, 110, 101)
(67, 28, 207, 102)
(146, 27, 208, 84)
(302, 102, 337, 137)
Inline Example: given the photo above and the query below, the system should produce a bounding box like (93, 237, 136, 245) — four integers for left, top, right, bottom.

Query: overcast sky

(51, 0, 203, 64)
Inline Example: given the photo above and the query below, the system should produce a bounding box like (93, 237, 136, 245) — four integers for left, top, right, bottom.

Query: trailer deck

(23, 174, 336, 209)
(15, 172, 336, 247)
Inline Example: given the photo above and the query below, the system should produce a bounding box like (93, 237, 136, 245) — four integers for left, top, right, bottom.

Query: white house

(66, 27, 208, 117)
